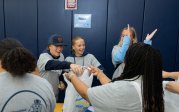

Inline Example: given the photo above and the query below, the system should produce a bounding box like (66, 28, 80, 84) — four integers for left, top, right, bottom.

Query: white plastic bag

(63, 69, 93, 112)
(163, 81, 179, 112)
(112, 63, 125, 80)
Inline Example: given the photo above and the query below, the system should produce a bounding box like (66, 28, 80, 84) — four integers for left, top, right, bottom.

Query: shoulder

(87, 81, 139, 108)
(65, 56, 74, 62)
(28, 73, 54, 88)
(88, 81, 136, 96)
(28, 73, 48, 81)
(38, 52, 52, 59)
(85, 53, 96, 58)
(60, 53, 64, 57)
(59, 53, 64, 60)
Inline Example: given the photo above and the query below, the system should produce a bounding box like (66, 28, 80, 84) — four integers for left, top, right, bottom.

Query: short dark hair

(1, 47, 36, 76)
(0, 38, 36, 76)
(0, 38, 23, 59)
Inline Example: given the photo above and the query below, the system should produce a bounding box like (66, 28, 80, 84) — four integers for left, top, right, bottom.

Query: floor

(54, 103, 63, 112)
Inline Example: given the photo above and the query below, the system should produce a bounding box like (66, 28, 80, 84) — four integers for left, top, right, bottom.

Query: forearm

(70, 74, 90, 102)
(163, 71, 179, 80)
(114, 36, 130, 63)
(166, 82, 179, 94)
(97, 72, 111, 85)
(170, 72, 179, 80)
(45, 60, 71, 70)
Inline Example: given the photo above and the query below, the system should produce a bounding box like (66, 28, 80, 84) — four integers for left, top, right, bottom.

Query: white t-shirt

(163, 81, 179, 112)
(87, 80, 141, 112)
(0, 72, 56, 112)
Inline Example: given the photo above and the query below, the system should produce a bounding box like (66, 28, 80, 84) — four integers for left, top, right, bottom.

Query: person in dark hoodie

(63, 36, 104, 112)
(37, 34, 83, 101)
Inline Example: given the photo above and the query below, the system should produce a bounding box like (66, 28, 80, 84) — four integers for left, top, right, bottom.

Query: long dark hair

(113, 43, 164, 112)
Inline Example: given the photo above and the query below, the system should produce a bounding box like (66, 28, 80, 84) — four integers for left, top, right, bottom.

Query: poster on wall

(74, 14, 91, 28)
(65, 0, 77, 10)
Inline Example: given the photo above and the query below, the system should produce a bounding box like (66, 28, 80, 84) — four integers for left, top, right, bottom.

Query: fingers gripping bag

(163, 80, 179, 112)
(63, 69, 93, 112)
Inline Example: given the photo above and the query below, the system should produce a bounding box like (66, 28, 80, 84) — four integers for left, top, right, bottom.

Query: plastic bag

(112, 63, 125, 80)
(163, 81, 179, 112)
(63, 69, 93, 112)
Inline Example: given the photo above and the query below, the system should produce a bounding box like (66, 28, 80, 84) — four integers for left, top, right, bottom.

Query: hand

(64, 71, 76, 82)
(58, 81, 66, 90)
(127, 24, 131, 37)
(89, 66, 103, 77)
(165, 81, 179, 94)
(145, 29, 157, 40)
(70, 64, 83, 75)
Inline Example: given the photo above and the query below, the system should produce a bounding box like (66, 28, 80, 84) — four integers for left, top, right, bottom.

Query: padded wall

(72, 0, 108, 64)
(143, 0, 179, 71)
(106, 0, 145, 76)
(0, 0, 4, 39)
(38, 0, 72, 56)
(4, 0, 37, 57)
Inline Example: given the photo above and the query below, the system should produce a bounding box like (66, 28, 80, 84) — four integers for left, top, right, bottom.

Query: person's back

(0, 38, 56, 112)
(0, 72, 55, 112)
(87, 80, 141, 112)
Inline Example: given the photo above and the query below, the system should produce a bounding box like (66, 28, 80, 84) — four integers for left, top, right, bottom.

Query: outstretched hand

(165, 81, 179, 94)
(89, 65, 103, 77)
(64, 71, 76, 82)
(145, 29, 157, 40)
(70, 64, 83, 75)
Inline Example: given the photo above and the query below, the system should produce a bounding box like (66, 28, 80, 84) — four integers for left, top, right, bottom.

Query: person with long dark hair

(65, 42, 164, 112)
(0, 38, 56, 112)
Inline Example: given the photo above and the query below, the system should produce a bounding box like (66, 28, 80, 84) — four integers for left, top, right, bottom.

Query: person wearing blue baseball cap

(37, 34, 83, 100)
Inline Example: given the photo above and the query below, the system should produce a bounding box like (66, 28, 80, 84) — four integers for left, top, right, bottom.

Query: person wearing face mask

(63, 36, 104, 112)
(37, 34, 83, 100)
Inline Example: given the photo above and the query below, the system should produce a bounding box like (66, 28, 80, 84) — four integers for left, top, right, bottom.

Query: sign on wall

(65, 0, 77, 10)
(74, 14, 91, 28)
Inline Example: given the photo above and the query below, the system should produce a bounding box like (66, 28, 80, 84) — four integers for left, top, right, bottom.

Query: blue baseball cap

(48, 34, 67, 46)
